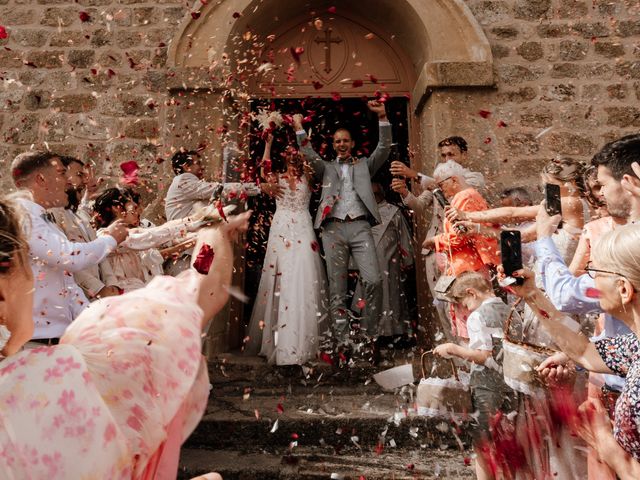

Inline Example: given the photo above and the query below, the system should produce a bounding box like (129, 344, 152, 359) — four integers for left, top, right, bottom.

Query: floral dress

(595, 332, 640, 460)
(0, 271, 210, 479)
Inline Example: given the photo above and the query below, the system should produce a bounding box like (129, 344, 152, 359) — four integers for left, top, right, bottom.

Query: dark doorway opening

(242, 96, 418, 342)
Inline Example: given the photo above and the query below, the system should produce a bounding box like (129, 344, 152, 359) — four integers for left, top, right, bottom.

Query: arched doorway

(165, 0, 494, 354)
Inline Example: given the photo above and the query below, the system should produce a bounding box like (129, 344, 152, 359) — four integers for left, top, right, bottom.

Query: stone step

(186, 390, 471, 452)
(178, 447, 475, 480)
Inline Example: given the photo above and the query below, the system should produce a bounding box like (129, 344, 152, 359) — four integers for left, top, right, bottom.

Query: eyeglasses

(584, 262, 626, 279)
(436, 176, 453, 186)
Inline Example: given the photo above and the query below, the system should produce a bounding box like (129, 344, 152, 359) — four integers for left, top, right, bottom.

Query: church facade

(1, 0, 639, 353)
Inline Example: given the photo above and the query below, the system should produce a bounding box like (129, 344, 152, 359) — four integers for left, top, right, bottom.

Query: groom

(293, 101, 392, 355)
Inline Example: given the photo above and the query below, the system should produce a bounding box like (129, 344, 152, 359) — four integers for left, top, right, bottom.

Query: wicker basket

(416, 351, 472, 418)
(502, 301, 557, 395)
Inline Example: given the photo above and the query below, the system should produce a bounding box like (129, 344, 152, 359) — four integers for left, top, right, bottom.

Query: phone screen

(545, 183, 562, 216)
(501, 230, 523, 277)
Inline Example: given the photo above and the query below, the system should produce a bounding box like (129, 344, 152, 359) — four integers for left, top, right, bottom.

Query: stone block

(605, 106, 640, 127)
(23, 90, 51, 110)
(133, 6, 161, 26)
(143, 70, 168, 92)
(51, 93, 97, 113)
(519, 107, 553, 127)
(97, 50, 122, 67)
(90, 28, 113, 47)
(100, 93, 157, 116)
(468, 1, 510, 24)
(516, 42, 543, 61)
(540, 83, 576, 102)
(77, 0, 114, 5)
(594, 41, 625, 58)
(122, 118, 159, 138)
(498, 64, 542, 85)
(162, 6, 186, 25)
(42, 113, 67, 143)
(24, 50, 64, 68)
(3, 113, 39, 145)
(558, 104, 599, 129)
(594, 0, 623, 15)
(606, 84, 628, 99)
(584, 63, 614, 80)
(115, 30, 142, 49)
(68, 49, 96, 68)
(558, 40, 588, 61)
(151, 47, 167, 68)
(50, 30, 90, 47)
(550, 63, 581, 79)
(68, 114, 113, 140)
(514, 0, 551, 20)
(506, 133, 539, 154)
(40, 7, 77, 27)
(105, 140, 158, 164)
(616, 61, 640, 79)
(635, 82, 640, 100)
(616, 20, 640, 37)
(497, 86, 537, 103)
(548, 132, 595, 155)
(0, 90, 24, 111)
(555, 0, 589, 18)
(142, 27, 171, 47)
(0, 7, 36, 25)
(491, 44, 510, 59)
(11, 29, 49, 47)
(572, 22, 610, 38)
(536, 24, 570, 38)
(581, 84, 603, 102)
(490, 26, 518, 39)
(0, 49, 23, 68)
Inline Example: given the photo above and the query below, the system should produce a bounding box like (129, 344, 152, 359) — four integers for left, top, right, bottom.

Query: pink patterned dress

(0, 271, 210, 479)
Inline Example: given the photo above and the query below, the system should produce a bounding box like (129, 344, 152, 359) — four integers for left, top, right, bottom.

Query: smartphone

(500, 230, 524, 286)
(433, 188, 449, 208)
(545, 183, 562, 217)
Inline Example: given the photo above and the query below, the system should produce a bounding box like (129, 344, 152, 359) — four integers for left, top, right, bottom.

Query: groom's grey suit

(296, 121, 392, 341)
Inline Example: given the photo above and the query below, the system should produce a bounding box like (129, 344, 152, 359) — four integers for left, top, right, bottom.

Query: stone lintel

(166, 67, 230, 93)
(412, 61, 496, 114)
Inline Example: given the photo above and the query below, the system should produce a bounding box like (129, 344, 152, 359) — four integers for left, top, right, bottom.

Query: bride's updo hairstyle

(592, 223, 640, 290)
(0, 198, 28, 276)
(541, 157, 590, 198)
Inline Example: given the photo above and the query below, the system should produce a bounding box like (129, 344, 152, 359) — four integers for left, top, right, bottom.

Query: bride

(245, 133, 328, 365)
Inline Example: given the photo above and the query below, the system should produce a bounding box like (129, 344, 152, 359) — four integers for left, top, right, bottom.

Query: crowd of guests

(1, 94, 640, 480)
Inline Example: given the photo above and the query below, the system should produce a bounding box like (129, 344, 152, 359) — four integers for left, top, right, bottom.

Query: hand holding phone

(544, 183, 562, 217)
(500, 230, 524, 286)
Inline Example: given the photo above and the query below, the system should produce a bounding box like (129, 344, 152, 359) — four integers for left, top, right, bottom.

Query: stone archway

(165, 0, 494, 353)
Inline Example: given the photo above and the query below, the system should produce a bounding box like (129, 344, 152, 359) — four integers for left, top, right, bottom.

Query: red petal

(119, 160, 139, 175)
(310, 241, 319, 252)
(366, 74, 378, 83)
(79, 11, 91, 22)
(327, 6, 337, 13)
(331, 92, 341, 101)
(277, 403, 284, 414)
(312, 81, 323, 90)
(215, 200, 228, 222)
(352, 79, 363, 88)
(193, 244, 215, 275)
(478, 110, 491, 118)
(232, 11, 242, 18)
(321, 205, 332, 220)
(483, 137, 492, 144)
(191, 11, 201, 19)
(0, 26, 8, 40)
(497, 120, 508, 128)
(355, 298, 366, 309)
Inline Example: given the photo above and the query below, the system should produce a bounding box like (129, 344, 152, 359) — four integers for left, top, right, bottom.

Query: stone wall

(0, 0, 638, 202)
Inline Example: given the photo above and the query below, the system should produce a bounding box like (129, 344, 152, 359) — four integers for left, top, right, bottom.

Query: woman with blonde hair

(0, 195, 248, 479)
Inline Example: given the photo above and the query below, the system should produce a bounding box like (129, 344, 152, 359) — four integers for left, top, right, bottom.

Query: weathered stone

(51, 93, 97, 113)
(68, 50, 96, 69)
(550, 63, 581, 79)
(468, 1, 510, 24)
(0, 49, 24, 69)
(555, 0, 589, 18)
(100, 93, 157, 116)
(143, 70, 168, 92)
(607, 83, 628, 99)
(498, 64, 542, 85)
(536, 24, 570, 38)
(514, 0, 551, 20)
(491, 44, 510, 59)
(0, 90, 23, 112)
(133, 6, 161, 26)
(105, 141, 158, 164)
(516, 42, 543, 61)
(572, 22, 610, 39)
(115, 30, 142, 49)
(162, 6, 186, 25)
(559, 104, 599, 129)
(497, 87, 537, 103)
(122, 118, 159, 138)
(594, 41, 625, 58)
(90, 28, 113, 47)
(142, 27, 171, 47)
(520, 107, 553, 127)
(24, 50, 64, 69)
(50, 30, 90, 47)
(616, 20, 640, 37)
(548, 132, 595, 155)
(23, 90, 51, 110)
(97, 51, 122, 67)
(77, 0, 114, 5)
(490, 26, 518, 39)
(11, 29, 49, 47)
(605, 106, 640, 127)
(585, 63, 614, 80)
(68, 114, 113, 140)
(3, 113, 39, 145)
(0, 7, 36, 25)
(616, 61, 640, 79)
(635, 82, 640, 101)
(581, 84, 603, 102)
(506, 133, 539, 154)
(558, 40, 588, 61)
(540, 83, 576, 102)
(151, 47, 167, 68)
(40, 7, 77, 27)
(595, 0, 623, 15)
(42, 113, 68, 143)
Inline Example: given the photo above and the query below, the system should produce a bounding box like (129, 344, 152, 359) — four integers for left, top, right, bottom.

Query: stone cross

(314, 28, 342, 73)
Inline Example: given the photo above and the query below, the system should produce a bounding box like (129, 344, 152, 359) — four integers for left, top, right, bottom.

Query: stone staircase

(178, 353, 475, 479)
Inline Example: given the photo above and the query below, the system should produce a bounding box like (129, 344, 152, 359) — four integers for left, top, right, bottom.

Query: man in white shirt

(164, 150, 283, 274)
(11, 151, 129, 344)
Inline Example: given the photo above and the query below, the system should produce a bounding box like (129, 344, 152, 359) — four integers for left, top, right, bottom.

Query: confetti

(79, 11, 91, 22)
(119, 161, 139, 186)
(0, 26, 8, 40)
(352, 79, 364, 88)
(478, 110, 491, 118)
(193, 244, 215, 275)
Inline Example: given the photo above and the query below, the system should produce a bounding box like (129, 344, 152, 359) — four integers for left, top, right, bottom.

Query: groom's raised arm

(365, 100, 392, 176)
(293, 114, 325, 178)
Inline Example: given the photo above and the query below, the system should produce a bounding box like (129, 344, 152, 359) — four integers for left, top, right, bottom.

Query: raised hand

(390, 160, 416, 179)
(391, 178, 409, 197)
(292, 114, 304, 131)
(220, 210, 252, 239)
(536, 203, 562, 239)
(260, 182, 284, 199)
(445, 206, 466, 223)
(102, 219, 129, 244)
(496, 266, 538, 298)
(367, 100, 387, 119)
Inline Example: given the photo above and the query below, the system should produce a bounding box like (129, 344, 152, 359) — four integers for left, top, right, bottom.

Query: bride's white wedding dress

(245, 176, 328, 365)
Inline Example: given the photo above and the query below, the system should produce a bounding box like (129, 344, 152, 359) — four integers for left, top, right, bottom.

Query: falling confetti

(193, 244, 215, 275)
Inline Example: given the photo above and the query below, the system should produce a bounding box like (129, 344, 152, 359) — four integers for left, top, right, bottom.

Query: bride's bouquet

(252, 108, 284, 136)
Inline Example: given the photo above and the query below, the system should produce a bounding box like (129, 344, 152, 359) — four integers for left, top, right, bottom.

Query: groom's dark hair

(171, 150, 200, 175)
(334, 127, 353, 138)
